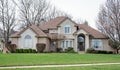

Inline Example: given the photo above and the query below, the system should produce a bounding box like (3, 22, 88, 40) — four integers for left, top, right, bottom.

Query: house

(10, 16, 114, 52)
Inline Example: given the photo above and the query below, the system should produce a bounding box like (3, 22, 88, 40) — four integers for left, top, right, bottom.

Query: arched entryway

(77, 34, 85, 51)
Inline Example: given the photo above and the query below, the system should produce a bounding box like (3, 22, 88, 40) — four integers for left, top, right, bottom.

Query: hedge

(86, 48, 113, 54)
(15, 49, 36, 53)
(65, 47, 75, 53)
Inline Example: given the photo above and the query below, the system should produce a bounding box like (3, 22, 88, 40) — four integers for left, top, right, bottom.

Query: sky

(50, 0, 106, 29)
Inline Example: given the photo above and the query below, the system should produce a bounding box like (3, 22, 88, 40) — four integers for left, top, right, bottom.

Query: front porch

(74, 29, 90, 52)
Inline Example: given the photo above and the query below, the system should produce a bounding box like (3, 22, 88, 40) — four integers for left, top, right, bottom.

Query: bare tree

(96, 0, 120, 53)
(0, 0, 16, 45)
(13, 0, 51, 28)
(45, 6, 73, 21)
(13, 0, 73, 29)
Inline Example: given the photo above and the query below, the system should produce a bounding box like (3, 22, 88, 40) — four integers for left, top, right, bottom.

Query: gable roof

(39, 16, 67, 30)
(39, 16, 77, 30)
(10, 25, 47, 38)
(76, 24, 108, 39)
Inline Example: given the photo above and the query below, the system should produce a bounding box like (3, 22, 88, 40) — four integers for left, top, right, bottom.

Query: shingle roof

(10, 25, 47, 38)
(47, 33, 66, 40)
(76, 24, 108, 39)
(11, 17, 107, 39)
(39, 16, 67, 30)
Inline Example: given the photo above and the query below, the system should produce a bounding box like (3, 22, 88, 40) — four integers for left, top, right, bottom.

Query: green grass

(1, 65, 120, 70)
(0, 53, 120, 66)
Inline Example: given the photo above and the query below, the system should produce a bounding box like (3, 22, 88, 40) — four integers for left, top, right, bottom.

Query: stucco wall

(102, 39, 114, 51)
(58, 19, 76, 39)
(18, 28, 37, 49)
(38, 38, 50, 51)
(11, 38, 19, 48)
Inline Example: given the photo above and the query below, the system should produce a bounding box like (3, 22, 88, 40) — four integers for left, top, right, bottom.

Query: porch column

(74, 35, 78, 52)
(85, 34, 89, 51)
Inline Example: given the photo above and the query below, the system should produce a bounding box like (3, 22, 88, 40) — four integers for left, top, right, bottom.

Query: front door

(78, 42, 85, 51)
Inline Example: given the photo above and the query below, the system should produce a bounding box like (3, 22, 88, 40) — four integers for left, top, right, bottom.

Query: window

(64, 25, 71, 34)
(78, 37, 84, 42)
(66, 41, 69, 47)
(91, 39, 103, 49)
(70, 41, 73, 47)
(24, 35, 32, 48)
(61, 40, 73, 48)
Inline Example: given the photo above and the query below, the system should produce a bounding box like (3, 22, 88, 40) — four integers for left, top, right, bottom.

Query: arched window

(78, 37, 84, 42)
(24, 35, 32, 48)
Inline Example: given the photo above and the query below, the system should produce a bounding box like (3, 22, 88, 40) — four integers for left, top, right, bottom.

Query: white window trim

(61, 40, 73, 49)
(64, 25, 71, 34)
(91, 39, 103, 50)
(24, 35, 33, 49)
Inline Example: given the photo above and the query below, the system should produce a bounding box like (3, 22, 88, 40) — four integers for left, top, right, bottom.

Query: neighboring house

(10, 16, 114, 52)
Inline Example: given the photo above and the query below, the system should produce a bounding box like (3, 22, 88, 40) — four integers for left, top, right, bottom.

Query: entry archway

(77, 34, 85, 51)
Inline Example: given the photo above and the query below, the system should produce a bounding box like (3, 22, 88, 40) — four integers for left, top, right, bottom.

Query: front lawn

(1, 65, 120, 70)
(0, 53, 120, 66)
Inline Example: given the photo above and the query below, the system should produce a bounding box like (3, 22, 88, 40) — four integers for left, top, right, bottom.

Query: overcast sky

(50, 0, 106, 29)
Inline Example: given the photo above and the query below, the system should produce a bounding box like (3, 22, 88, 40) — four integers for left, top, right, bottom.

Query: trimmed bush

(86, 48, 113, 54)
(86, 48, 95, 53)
(36, 43, 46, 53)
(6, 44, 17, 53)
(65, 47, 75, 53)
(107, 51, 113, 54)
(56, 47, 63, 53)
(15, 49, 36, 53)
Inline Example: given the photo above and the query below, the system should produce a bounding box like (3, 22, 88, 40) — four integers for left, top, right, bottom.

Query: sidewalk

(0, 63, 120, 69)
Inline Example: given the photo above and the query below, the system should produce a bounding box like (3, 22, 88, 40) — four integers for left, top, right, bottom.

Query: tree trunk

(116, 49, 119, 54)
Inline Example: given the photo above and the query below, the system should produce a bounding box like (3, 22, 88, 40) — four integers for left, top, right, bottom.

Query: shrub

(86, 48, 113, 54)
(97, 50, 107, 54)
(15, 49, 36, 53)
(86, 48, 95, 53)
(6, 44, 17, 53)
(107, 51, 113, 54)
(56, 47, 63, 53)
(36, 43, 46, 53)
(65, 47, 75, 53)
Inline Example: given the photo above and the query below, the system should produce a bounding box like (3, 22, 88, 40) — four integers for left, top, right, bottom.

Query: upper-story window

(64, 25, 71, 34)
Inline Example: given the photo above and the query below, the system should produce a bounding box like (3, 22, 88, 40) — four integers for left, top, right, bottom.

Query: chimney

(84, 20, 88, 25)
(37, 19, 46, 26)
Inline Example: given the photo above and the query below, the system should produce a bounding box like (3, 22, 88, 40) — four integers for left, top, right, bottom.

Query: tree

(13, 0, 72, 29)
(96, 0, 120, 53)
(13, 0, 50, 28)
(0, 0, 16, 45)
(109, 39, 120, 54)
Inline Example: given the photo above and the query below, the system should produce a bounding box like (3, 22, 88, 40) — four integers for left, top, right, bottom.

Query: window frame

(61, 40, 73, 49)
(64, 25, 71, 34)
(91, 39, 103, 49)
(24, 35, 32, 48)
